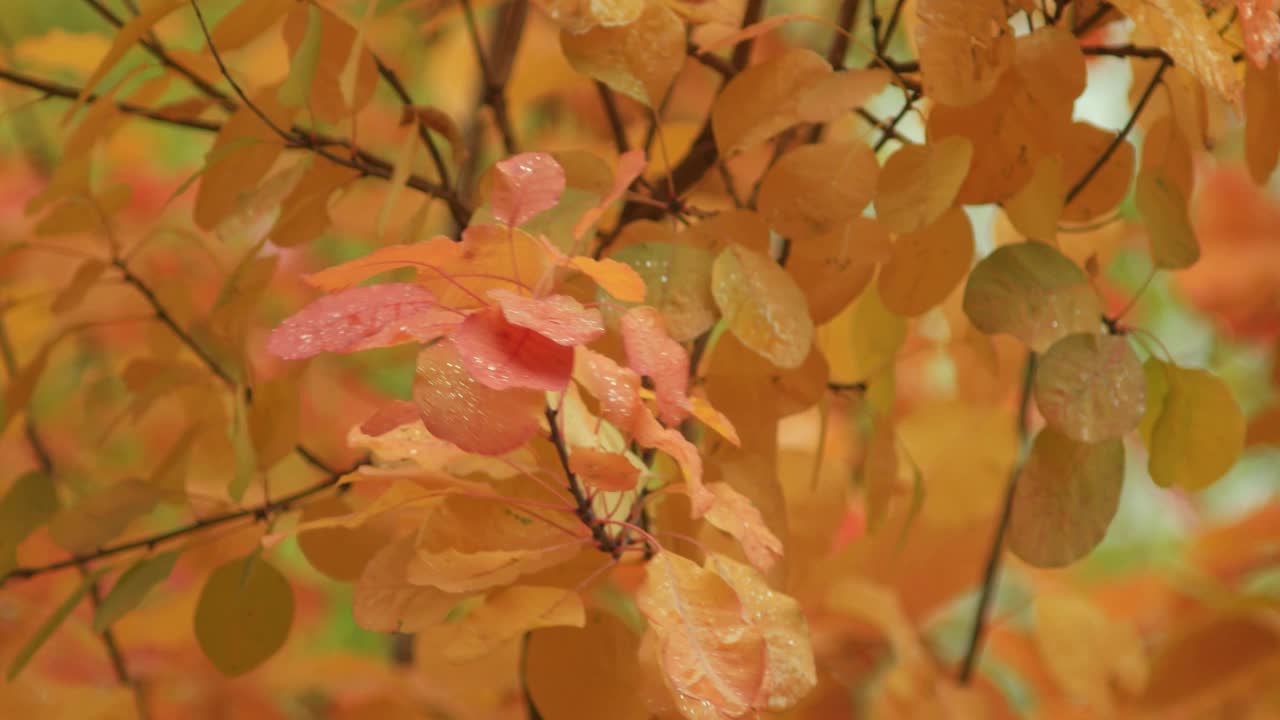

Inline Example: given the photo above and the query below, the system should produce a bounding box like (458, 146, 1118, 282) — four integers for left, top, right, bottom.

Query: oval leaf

(266, 283, 452, 360)
(413, 341, 544, 455)
(873, 137, 973, 234)
(1034, 332, 1146, 443)
(877, 205, 974, 317)
(194, 556, 295, 676)
(1140, 360, 1245, 490)
(711, 244, 815, 369)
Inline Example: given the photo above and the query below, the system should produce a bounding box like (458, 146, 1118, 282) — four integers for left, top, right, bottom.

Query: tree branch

(595, 81, 630, 154)
(460, 0, 524, 155)
(545, 407, 619, 555)
(957, 351, 1037, 683)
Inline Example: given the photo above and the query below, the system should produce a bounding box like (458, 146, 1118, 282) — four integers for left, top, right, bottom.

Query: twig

(1, 468, 351, 586)
(875, 0, 907, 54)
(958, 352, 1036, 683)
(544, 408, 618, 555)
(81, 0, 235, 110)
(1065, 59, 1169, 205)
(873, 89, 920, 151)
(1082, 44, 1171, 61)
(460, 0, 523, 155)
(1073, 1, 1114, 36)
(732, 0, 768, 71)
(83, 566, 150, 718)
(807, 0, 862, 143)
(595, 82, 630, 154)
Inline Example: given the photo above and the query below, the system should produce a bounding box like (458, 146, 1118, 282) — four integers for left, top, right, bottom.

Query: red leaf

(622, 306, 691, 426)
(490, 290, 605, 346)
(413, 342, 544, 456)
(449, 306, 574, 391)
(359, 400, 423, 436)
(569, 447, 642, 491)
(266, 283, 456, 360)
(491, 152, 566, 226)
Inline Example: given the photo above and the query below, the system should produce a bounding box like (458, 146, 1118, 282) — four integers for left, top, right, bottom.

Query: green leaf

(962, 242, 1103, 352)
(0, 471, 60, 576)
(194, 555, 295, 676)
(1008, 427, 1124, 568)
(611, 242, 718, 342)
(7, 566, 108, 681)
(93, 551, 180, 632)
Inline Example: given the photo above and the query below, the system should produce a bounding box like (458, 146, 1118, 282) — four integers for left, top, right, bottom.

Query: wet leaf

(568, 256, 647, 303)
(711, 48, 831, 152)
(266, 284, 452, 360)
(560, 2, 685, 106)
(621, 306, 690, 425)
(194, 556, 295, 676)
(1140, 359, 1245, 490)
(635, 552, 766, 718)
(1109, 0, 1241, 103)
(712, 244, 815, 369)
(873, 137, 973, 234)
(450, 306, 575, 391)
(877, 206, 974, 317)
(491, 290, 604, 346)
(703, 483, 784, 572)
(610, 242, 718, 341)
(413, 342, 544, 456)
(1034, 332, 1146, 443)
(491, 153, 566, 227)
(962, 242, 1103, 351)
(1008, 427, 1124, 567)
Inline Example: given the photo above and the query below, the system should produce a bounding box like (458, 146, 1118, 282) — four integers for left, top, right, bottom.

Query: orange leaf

(567, 256, 647, 303)
(569, 447, 642, 492)
(703, 483, 783, 571)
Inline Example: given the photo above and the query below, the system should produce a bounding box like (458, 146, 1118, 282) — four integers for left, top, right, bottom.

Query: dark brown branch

(807, 0, 862, 143)
(460, 0, 524, 155)
(544, 408, 618, 555)
(0, 68, 221, 131)
(595, 82, 630, 154)
(1073, 1, 1114, 36)
(732, 0, 768, 71)
(81, 0, 235, 110)
(688, 43, 737, 77)
(1065, 59, 1169, 205)
(873, 89, 920, 151)
(875, 0, 907, 54)
(957, 351, 1037, 683)
(1, 467, 351, 586)
(372, 57, 464, 226)
(1082, 44, 1172, 61)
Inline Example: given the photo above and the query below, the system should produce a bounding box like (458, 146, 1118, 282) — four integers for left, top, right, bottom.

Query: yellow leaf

(878, 206, 974, 317)
(712, 244, 815, 369)
(1140, 359, 1245, 491)
(194, 90, 297, 230)
(1141, 611, 1280, 710)
(874, 137, 973, 234)
(194, 556, 294, 676)
(445, 585, 586, 662)
(525, 611, 647, 720)
(915, 0, 1014, 107)
(50, 258, 108, 314)
(560, 2, 685, 106)
(756, 142, 879, 241)
(795, 69, 890, 124)
(787, 216, 890, 325)
(13, 30, 109, 75)
(297, 496, 388, 582)
(818, 281, 906, 384)
(1033, 332, 1146, 443)
(1035, 592, 1148, 712)
(247, 371, 301, 470)
(1142, 114, 1194, 200)
(962, 241, 1103, 352)
(280, 4, 378, 124)
(569, 256, 647, 304)
(608, 242, 718, 341)
(1007, 427, 1124, 567)
(67, 0, 184, 123)
(211, 0, 295, 51)
(863, 416, 898, 532)
(1003, 156, 1064, 242)
(1109, 0, 1242, 104)
(269, 157, 362, 248)
(703, 483, 783, 572)
(898, 402, 1017, 527)
(1135, 165, 1199, 269)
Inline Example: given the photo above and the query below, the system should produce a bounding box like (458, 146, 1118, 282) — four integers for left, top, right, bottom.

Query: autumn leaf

(266, 283, 455, 360)
(413, 341, 545, 455)
(1109, 0, 1242, 104)
(712, 244, 815, 369)
(490, 152, 567, 227)
(621, 306, 691, 426)
(1034, 332, 1146, 443)
(194, 556, 295, 676)
(915, 0, 1014, 107)
(569, 446, 642, 491)
(703, 483, 784, 572)
(444, 585, 586, 661)
(1140, 359, 1245, 490)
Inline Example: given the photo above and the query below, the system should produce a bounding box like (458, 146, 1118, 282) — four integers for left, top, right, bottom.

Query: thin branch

(807, 0, 862, 143)
(957, 351, 1037, 684)
(544, 407, 618, 555)
(80, 0, 234, 110)
(83, 566, 148, 719)
(875, 0, 907, 54)
(1082, 43, 1172, 61)
(595, 81, 630, 154)
(732, 0, 768, 71)
(1073, 1, 1114, 36)
(0, 68, 221, 131)
(460, 0, 523, 155)
(688, 43, 737, 77)
(1, 466, 351, 586)
(1065, 59, 1169, 205)
(873, 89, 920, 151)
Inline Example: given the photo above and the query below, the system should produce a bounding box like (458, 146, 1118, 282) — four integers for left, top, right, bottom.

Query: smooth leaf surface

(1034, 333, 1146, 443)
(712, 244, 815, 369)
(194, 556, 295, 676)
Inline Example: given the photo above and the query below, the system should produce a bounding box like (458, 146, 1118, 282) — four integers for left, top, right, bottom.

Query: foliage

(2, 0, 1280, 718)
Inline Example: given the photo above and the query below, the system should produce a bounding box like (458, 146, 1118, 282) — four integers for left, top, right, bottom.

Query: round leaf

(787, 217, 891, 324)
(878, 206, 974, 317)
(711, 244, 815, 369)
(1135, 166, 1199, 269)
(756, 142, 879, 240)
(962, 242, 1103, 351)
(413, 341, 544, 456)
(610, 242, 718, 341)
(1008, 428, 1124, 568)
(297, 496, 387, 582)
(1034, 332, 1146, 443)
(916, 0, 1014, 107)
(560, 2, 685, 106)
(1141, 360, 1245, 491)
(873, 137, 973, 234)
(1061, 122, 1135, 222)
(194, 556, 295, 676)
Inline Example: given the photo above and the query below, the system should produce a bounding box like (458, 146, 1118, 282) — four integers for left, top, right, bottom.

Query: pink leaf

(450, 306, 574, 391)
(413, 342, 543, 456)
(569, 447, 642, 492)
(267, 283, 456, 360)
(575, 348, 645, 433)
(491, 152, 566, 226)
(490, 290, 605, 346)
(572, 149, 647, 239)
(621, 306, 691, 426)
(359, 400, 423, 436)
